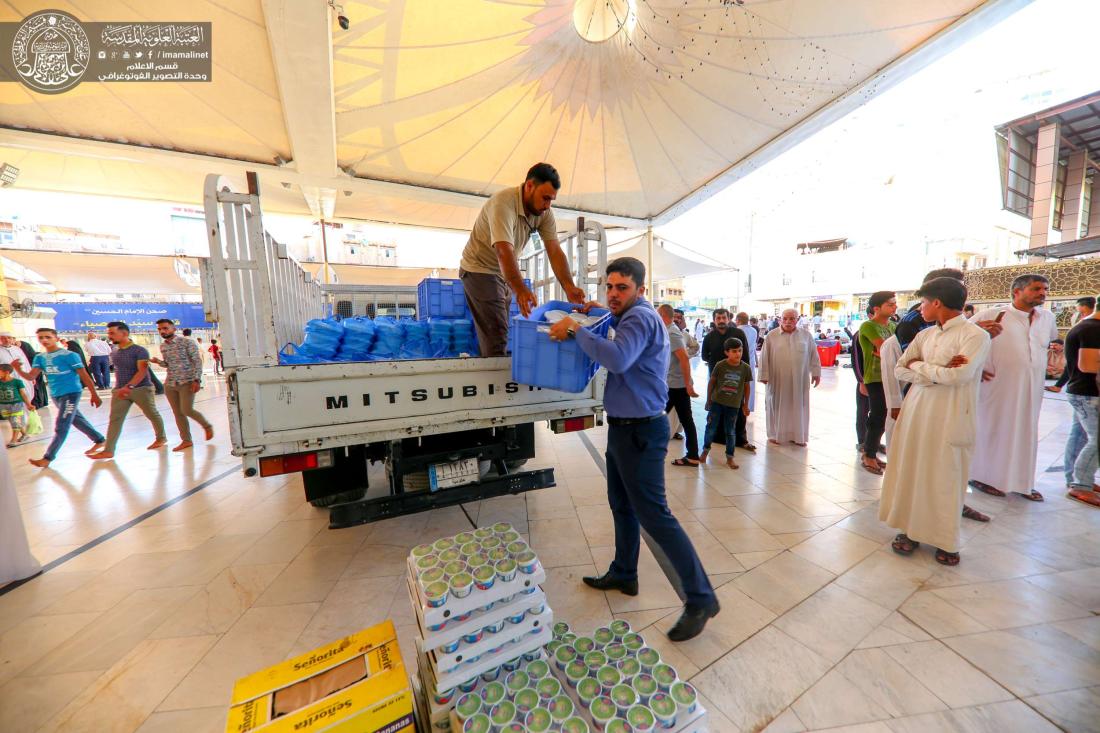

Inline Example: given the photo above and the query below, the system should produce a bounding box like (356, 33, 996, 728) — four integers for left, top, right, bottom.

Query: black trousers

(665, 388, 699, 459)
(855, 383, 869, 448)
(863, 381, 887, 457)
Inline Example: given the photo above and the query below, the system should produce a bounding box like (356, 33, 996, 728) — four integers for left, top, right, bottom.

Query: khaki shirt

(459, 186, 558, 276)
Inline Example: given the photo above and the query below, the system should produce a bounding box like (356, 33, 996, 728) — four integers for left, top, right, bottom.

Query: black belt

(607, 414, 666, 426)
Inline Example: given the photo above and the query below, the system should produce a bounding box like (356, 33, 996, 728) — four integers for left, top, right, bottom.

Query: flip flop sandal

(671, 458, 699, 467)
(891, 534, 919, 555)
(1017, 490, 1044, 502)
(737, 443, 757, 453)
(862, 461, 884, 476)
(962, 505, 990, 522)
(1067, 488, 1100, 508)
(935, 549, 960, 566)
(968, 480, 1005, 497)
(876, 459, 888, 469)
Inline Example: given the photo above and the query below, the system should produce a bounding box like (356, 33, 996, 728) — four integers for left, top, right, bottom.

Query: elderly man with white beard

(758, 308, 821, 446)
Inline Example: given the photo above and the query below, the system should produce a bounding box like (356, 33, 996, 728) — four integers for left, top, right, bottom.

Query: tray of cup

(409, 561, 546, 630)
(430, 606, 552, 674)
(408, 576, 550, 651)
(420, 645, 550, 720)
(420, 625, 552, 695)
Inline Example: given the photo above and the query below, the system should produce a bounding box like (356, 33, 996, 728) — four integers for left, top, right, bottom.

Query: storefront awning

(0, 250, 201, 295)
(301, 263, 458, 286)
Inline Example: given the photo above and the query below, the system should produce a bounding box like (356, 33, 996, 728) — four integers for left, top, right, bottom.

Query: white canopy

(608, 236, 732, 282)
(0, 0, 1029, 229)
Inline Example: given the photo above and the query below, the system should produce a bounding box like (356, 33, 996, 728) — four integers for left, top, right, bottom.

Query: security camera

(338, 14, 350, 30)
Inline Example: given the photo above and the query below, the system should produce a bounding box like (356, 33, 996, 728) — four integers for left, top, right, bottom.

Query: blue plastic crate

(418, 278, 469, 319)
(510, 300, 612, 393)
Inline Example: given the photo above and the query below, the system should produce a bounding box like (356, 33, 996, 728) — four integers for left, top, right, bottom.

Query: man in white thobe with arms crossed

(967, 274, 1058, 502)
(758, 308, 821, 446)
(881, 278, 991, 567)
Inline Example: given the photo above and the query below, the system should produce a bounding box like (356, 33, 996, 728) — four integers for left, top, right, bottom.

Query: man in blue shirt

(549, 257, 719, 641)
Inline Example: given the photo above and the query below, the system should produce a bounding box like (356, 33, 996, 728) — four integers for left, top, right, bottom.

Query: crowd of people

(0, 320, 219, 468)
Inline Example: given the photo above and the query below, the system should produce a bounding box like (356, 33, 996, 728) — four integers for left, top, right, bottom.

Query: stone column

(1088, 176, 1100, 237)
(1060, 150, 1088, 240)
(1030, 121, 1061, 251)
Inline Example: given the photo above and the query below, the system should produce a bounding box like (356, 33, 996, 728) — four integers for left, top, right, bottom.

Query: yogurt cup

(565, 659, 588, 687)
(483, 619, 506, 635)
(548, 694, 575, 722)
(617, 657, 641, 678)
(474, 528, 493, 540)
(455, 531, 476, 546)
(441, 638, 461, 654)
(577, 676, 601, 706)
(610, 619, 632, 638)
(479, 667, 500, 682)
(630, 673, 657, 704)
(528, 601, 547, 615)
(552, 621, 571, 638)
(467, 552, 490, 570)
(464, 653, 481, 665)
(563, 716, 590, 733)
(501, 656, 521, 672)
(652, 663, 678, 691)
(515, 550, 540, 574)
(524, 707, 552, 733)
(526, 659, 550, 679)
(522, 650, 541, 662)
(648, 693, 677, 729)
(433, 537, 456, 553)
(457, 677, 479, 693)
(627, 704, 657, 733)
(501, 531, 522, 544)
(604, 643, 627, 662)
(584, 650, 607, 672)
(611, 683, 638, 715)
(589, 696, 617, 731)
(621, 633, 644, 652)
(455, 692, 482, 721)
(425, 580, 449, 607)
(412, 543, 434, 558)
(573, 636, 595, 654)
(444, 561, 468, 578)
(596, 664, 621, 695)
(459, 542, 481, 556)
(505, 540, 527, 555)
(450, 572, 475, 599)
(426, 619, 447, 633)
(502, 724, 525, 733)
(670, 681, 698, 715)
(416, 554, 440, 572)
(593, 627, 614, 647)
(454, 611, 473, 623)
(481, 536, 502, 550)
(480, 681, 506, 706)
(545, 639, 562, 657)
(473, 565, 496, 591)
(488, 548, 509, 562)
(513, 687, 538, 715)
(433, 687, 455, 705)
(554, 644, 578, 670)
(505, 609, 526, 625)
(606, 720, 634, 733)
(519, 584, 538, 595)
(505, 670, 529, 693)
(494, 558, 517, 583)
(561, 632, 578, 645)
(489, 700, 516, 730)
(636, 647, 660, 671)
(439, 548, 461, 564)
(536, 675, 562, 701)
(492, 522, 512, 534)
(419, 566, 445, 585)
(462, 713, 490, 733)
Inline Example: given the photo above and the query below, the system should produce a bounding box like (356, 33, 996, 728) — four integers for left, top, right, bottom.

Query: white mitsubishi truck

(200, 173, 608, 527)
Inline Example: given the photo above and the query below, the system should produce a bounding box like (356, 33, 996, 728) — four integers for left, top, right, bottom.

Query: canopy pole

(320, 218, 330, 285)
(646, 225, 654, 298)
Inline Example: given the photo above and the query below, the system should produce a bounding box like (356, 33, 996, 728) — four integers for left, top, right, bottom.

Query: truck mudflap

(327, 467, 555, 527)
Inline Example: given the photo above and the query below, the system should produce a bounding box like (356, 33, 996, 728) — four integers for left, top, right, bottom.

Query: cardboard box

(226, 620, 414, 733)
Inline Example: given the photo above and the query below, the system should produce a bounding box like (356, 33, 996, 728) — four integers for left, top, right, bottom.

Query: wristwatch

(566, 325, 577, 337)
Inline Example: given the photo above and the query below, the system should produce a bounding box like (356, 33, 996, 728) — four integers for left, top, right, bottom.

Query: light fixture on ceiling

(0, 163, 19, 187)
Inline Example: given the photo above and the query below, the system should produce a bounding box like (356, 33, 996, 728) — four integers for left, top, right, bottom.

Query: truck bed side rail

(201, 174, 324, 368)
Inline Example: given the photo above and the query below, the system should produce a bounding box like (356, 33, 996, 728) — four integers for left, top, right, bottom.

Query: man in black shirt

(1062, 307, 1100, 507)
(702, 308, 755, 451)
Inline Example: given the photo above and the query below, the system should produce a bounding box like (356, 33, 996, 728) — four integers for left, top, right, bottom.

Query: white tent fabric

(0, 0, 1027, 229)
(608, 236, 731, 282)
(0, 250, 201, 296)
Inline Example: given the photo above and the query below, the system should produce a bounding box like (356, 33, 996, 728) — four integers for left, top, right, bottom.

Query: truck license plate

(428, 458, 480, 492)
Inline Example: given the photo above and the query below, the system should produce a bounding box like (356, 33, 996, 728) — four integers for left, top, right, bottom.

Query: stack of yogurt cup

(408, 523, 552, 732)
(545, 620, 703, 732)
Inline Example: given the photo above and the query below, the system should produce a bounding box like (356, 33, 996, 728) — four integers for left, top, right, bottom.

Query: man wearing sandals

(880, 278, 991, 566)
(658, 305, 701, 467)
(968, 275, 1058, 504)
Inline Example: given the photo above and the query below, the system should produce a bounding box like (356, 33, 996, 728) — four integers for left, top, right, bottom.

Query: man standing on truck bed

(459, 162, 588, 356)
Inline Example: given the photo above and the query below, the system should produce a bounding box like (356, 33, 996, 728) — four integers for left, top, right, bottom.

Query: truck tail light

(259, 450, 333, 477)
(550, 416, 595, 434)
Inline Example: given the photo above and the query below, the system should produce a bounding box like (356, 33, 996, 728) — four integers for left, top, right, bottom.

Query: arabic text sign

(44, 302, 213, 333)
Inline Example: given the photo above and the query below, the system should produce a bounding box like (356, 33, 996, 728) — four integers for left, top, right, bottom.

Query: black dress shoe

(667, 600, 721, 642)
(671, 432, 684, 440)
(582, 572, 638, 596)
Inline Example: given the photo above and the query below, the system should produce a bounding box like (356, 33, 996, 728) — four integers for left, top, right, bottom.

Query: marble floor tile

(692, 626, 832, 733)
(766, 483, 850, 518)
(808, 723, 893, 733)
(0, 670, 100, 733)
(290, 576, 402, 655)
(680, 521, 747, 575)
(898, 591, 989, 639)
(880, 640, 1013, 708)
(789, 525, 881, 575)
(231, 518, 328, 567)
(341, 542, 415, 579)
(650, 583, 776, 669)
(540, 563, 614, 636)
(855, 612, 933, 648)
(710, 526, 786, 554)
(759, 707, 806, 733)
(791, 666, 892, 729)
(150, 564, 285, 638)
(37, 634, 217, 733)
(834, 549, 934, 610)
(529, 516, 595, 568)
(930, 578, 1092, 630)
(735, 549, 783, 569)
(1023, 686, 1100, 733)
(774, 584, 891, 664)
(697, 691, 756, 733)
(1025, 566, 1100, 612)
(833, 506, 899, 545)
(730, 494, 821, 534)
(922, 543, 1059, 589)
(159, 603, 320, 711)
(832, 648, 947, 718)
(134, 706, 227, 733)
(944, 626, 1100, 697)
(733, 550, 836, 615)
(883, 699, 1062, 733)
(775, 531, 819, 548)
(690, 505, 761, 532)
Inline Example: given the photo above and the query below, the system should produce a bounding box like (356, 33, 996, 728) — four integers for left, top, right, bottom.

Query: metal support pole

(320, 218, 330, 285)
(646, 225, 655, 297)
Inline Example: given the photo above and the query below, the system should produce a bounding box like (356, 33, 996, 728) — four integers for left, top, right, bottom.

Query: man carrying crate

(459, 162, 587, 356)
(548, 257, 720, 642)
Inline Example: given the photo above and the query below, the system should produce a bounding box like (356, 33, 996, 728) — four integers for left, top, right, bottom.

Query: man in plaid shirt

(152, 319, 214, 451)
